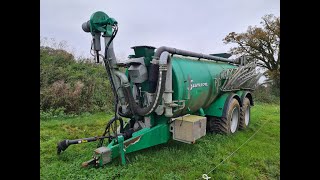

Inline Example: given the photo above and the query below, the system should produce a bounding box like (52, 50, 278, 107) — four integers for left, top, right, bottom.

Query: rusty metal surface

(81, 159, 95, 167)
(124, 136, 141, 149)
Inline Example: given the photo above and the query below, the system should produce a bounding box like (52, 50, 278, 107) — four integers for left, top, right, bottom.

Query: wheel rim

(245, 107, 250, 126)
(230, 107, 239, 133)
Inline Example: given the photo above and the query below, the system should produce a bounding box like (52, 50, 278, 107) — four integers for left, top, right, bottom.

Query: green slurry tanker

(57, 11, 262, 167)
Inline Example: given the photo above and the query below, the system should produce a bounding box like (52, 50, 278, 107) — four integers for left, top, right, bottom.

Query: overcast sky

(40, 0, 279, 61)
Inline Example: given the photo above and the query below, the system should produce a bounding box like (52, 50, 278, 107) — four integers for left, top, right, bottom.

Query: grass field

(40, 103, 280, 179)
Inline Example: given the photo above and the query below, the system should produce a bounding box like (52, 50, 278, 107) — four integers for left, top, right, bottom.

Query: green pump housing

(58, 11, 261, 168)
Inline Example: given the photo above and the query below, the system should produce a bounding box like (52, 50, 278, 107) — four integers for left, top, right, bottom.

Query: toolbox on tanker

(170, 115, 207, 144)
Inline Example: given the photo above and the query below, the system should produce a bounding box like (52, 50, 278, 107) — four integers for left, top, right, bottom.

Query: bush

(40, 46, 113, 119)
(253, 84, 279, 104)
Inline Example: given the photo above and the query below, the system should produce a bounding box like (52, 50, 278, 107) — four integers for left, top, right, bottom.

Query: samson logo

(188, 80, 208, 90)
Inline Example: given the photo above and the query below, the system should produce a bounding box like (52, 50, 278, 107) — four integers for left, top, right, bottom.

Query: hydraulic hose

(103, 25, 120, 119)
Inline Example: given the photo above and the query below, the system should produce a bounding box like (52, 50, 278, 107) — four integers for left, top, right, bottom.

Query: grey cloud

(41, 0, 279, 59)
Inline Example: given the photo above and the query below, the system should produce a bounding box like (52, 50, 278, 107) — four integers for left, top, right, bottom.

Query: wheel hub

(230, 107, 239, 133)
(245, 107, 250, 126)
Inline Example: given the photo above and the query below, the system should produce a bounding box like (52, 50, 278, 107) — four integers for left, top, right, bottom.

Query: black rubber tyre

(206, 116, 218, 133)
(207, 98, 240, 134)
(239, 97, 251, 130)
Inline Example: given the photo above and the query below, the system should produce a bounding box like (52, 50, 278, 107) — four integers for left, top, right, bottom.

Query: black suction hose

(123, 70, 167, 116)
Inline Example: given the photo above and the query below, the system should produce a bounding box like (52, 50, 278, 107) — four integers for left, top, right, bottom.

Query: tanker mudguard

(236, 90, 254, 106)
(203, 92, 241, 118)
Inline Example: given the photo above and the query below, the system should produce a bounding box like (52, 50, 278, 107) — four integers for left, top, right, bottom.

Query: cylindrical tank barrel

(172, 56, 237, 117)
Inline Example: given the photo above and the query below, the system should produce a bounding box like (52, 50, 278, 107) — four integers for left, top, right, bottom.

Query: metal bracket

(172, 100, 186, 113)
(118, 135, 126, 165)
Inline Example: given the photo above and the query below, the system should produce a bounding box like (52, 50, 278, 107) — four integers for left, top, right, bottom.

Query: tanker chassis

(57, 11, 261, 167)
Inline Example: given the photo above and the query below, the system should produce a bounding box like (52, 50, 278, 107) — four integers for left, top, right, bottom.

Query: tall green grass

(40, 103, 280, 179)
